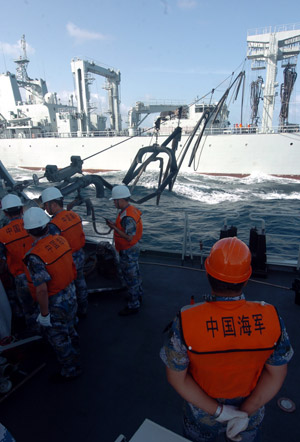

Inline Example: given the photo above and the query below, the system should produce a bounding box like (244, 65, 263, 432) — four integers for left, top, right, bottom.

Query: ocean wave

(4, 167, 300, 258)
(7, 167, 300, 205)
(243, 172, 298, 185)
(252, 191, 300, 200)
(171, 184, 244, 204)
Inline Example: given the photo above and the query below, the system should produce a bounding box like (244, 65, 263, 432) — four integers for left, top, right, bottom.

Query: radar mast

(14, 35, 30, 83)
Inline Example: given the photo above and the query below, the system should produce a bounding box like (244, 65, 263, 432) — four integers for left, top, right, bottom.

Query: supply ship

(0, 24, 300, 178)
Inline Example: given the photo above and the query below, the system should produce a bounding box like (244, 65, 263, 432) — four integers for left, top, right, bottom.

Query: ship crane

(128, 101, 186, 136)
(247, 24, 300, 132)
(71, 58, 121, 134)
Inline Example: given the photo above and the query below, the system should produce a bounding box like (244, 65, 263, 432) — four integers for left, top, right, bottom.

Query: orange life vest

(114, 205, 143, 252)
(50, 210, 85, 253)
(24, 235, 77, 300)
(180, 300, 281, 399)
(0, 218, 33, 276)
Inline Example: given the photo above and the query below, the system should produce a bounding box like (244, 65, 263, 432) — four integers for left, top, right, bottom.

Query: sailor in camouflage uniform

(23, 207, 81, 381)
(160, 238, 293, 442)
(41, 187, 88, 317)
(106, 185, 143, 316)
(0, 194, 39, 335)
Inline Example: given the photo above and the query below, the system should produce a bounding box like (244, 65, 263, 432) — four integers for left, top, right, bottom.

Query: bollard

(292, 279, 300, 305)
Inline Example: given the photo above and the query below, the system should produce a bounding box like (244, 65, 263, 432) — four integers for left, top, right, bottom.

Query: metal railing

(1, 125, 299, 141)
(181, 210, 300, 269)
(248, 23, 300, 37)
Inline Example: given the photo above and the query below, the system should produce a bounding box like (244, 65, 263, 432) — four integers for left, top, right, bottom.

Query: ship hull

(1, 131, 300, 178)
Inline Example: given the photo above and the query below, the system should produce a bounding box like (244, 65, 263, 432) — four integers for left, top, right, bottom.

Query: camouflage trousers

(0, 423, 16, 442)
(182, 399, 264, 442)
(73, 249, 88, 315)
(119, 246, 143, 309)
(44, 283, 81, 377)
(5, 286, 23, 319)
(74, 266, 88, 315)
(15, 273, 40, 334)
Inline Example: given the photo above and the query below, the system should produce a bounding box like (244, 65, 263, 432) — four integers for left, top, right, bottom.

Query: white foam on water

(243, 172, 297, 185)
(171, 172, 300, 203)
(253, 191, 300, 200)
(173, 183, 245, 204)
(6, 167, 300, 206)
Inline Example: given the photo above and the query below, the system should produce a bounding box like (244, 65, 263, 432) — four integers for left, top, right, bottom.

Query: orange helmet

(205, 237, 252, 283)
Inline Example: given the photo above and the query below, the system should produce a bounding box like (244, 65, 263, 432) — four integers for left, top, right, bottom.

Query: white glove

(36, 313, 52, 327)
(215, 405, 248, 423)
(226, 416, 250, 441)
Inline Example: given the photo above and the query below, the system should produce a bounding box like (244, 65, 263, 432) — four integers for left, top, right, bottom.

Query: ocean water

(7, 167, 300, 262)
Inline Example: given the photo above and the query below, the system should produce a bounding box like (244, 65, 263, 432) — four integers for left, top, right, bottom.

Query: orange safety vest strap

(114, 205, 143, 252)
(180, 300, 281, 399)
(24, 235, 76, 300)
(0, 218, 33, 276)
(50, 210, 85, 252)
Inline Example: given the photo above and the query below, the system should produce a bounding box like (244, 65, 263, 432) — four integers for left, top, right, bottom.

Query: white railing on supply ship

(157, 125, 299, 137)
(181, 210, 300, 269)
(1, 129, 125, 139)
(1, 125, 299, 140)
(248, 23, 300, 37)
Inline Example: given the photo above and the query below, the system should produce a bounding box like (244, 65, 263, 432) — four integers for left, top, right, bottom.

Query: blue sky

(1, 0, 300, 126)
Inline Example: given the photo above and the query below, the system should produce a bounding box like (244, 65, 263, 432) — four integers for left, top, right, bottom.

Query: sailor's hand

(215, 405, 248, 423)
(36, 313, 52, 327)
(226, 416, 250, 441)
(106, 219, 115, 229)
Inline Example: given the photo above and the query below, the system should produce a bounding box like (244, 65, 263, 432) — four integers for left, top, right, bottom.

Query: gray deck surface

(0, 251, 299, 442)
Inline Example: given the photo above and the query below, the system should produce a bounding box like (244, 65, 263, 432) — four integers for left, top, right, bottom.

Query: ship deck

(0, 249, 299, 442)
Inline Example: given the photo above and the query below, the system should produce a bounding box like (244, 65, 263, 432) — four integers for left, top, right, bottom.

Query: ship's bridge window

(195, 105, 215, 113)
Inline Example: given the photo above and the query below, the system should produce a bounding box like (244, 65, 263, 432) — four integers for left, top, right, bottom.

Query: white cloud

(56, 90, 76, 105)
(90, 92, 106, 105)
(90, 92, 107, 112)
(66, 22, 109, 44)
(177, 0, 197, 9)
(56, 90, 108, 110)
(0, 38, 35, 58)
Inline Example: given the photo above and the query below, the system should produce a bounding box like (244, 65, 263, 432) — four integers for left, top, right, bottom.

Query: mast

(247, 24, 300, 132)
(14, 35, 30, 82)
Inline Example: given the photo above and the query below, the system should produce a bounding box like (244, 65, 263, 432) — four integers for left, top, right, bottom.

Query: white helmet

(23, 207, 50, 230)
(41, 187, 63, 204)
(1, 194, 23, 211)
(109, 185, 131, 200)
